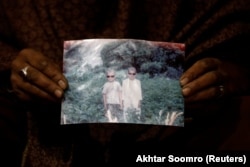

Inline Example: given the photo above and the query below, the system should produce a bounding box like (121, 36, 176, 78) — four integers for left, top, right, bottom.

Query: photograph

(61, 39, 185, 126)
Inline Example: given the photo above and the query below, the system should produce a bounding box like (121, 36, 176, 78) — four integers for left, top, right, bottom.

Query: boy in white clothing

(122, 67, 142, 122)
(102, 69, 122, 122)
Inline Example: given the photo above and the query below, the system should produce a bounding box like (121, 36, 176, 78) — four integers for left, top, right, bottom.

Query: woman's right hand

(10, 48, 68, 102)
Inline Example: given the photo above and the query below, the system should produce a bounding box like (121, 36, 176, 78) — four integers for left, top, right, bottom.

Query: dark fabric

(0, 71, 27, 167)
(0, 0, 249, 166)
(0, 0, 250, 71)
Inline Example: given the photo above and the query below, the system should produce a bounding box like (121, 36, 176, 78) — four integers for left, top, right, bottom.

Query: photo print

(61, 39, 185, 127)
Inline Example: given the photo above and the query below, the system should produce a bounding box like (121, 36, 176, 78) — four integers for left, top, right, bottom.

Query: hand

(10, 48, 68, 102)
(180, 57, 249, 103)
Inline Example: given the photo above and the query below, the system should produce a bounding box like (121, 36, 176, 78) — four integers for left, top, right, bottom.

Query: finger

(180, 58, 221, 86)
(34, 60, 68, 90)
(11, 72, 61, 101)
(182, 70, 224, 97)
(20, 65, 65, 98)
(11, 89, 32, 101)
(13, 86, 57, 102)
(21, 49, 68, 90)
(184, 86, 219, 102)
(13, 63, 64, 99)
(19, 82, 58, 101)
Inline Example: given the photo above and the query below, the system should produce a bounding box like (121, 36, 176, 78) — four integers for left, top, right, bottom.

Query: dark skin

(10, 49, 249, 104)
(181, 58, 249, 103)
(11, 49, 68, 102)
(181, 58, 226, 102)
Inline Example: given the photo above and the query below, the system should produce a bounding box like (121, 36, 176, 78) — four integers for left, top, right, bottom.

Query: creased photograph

(61, 39, 185, 126)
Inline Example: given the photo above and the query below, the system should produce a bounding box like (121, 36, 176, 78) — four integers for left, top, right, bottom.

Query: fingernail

(55, 89, 63, 98)
(58, 80, 66, 89)
(180, 77, 189, 86)
(182, 87, 191, 96)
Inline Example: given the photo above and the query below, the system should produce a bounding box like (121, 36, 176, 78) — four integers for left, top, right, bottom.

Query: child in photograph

(102, 69, 122, 122)
(122, 67, 142, 122)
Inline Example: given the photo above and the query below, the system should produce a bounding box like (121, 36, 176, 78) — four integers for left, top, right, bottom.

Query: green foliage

(62, 70, 184, 126)
(139, 74, 184, 125)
